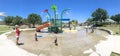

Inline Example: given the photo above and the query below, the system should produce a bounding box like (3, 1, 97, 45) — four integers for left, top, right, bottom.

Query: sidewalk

(0, 30, 37, 56)
(84, 35, 120, 56)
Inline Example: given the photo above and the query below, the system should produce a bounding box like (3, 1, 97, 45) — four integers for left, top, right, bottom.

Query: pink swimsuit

(16, 29, 20, 38)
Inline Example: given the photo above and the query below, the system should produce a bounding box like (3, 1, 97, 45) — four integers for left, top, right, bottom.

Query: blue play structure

(43, 5, 71, 33)
(48, 18, 70, 33)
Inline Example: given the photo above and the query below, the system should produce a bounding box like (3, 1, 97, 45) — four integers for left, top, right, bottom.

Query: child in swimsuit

(15, 25, 20, 45)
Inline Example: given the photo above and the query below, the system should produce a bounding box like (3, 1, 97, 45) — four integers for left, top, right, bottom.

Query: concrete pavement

(0, 28, 120, 56)
(84, 35, 120, 56)
(0, 30, 37, 56)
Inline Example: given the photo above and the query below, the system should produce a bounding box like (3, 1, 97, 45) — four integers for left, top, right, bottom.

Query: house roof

(106, 19, 115, 23)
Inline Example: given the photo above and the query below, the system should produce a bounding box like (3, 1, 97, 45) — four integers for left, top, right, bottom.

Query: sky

(0, 0, 120, 23)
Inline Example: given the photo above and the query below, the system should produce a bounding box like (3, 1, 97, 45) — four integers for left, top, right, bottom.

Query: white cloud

(0, 12, 7, 16)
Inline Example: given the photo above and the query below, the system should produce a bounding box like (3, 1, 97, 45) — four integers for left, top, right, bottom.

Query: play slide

(36, 23, 50, 32)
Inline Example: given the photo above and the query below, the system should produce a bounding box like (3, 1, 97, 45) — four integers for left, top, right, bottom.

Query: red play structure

(36, 23, 50, 32)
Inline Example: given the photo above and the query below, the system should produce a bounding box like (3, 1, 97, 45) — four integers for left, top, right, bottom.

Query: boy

(52, 31, 58, 46)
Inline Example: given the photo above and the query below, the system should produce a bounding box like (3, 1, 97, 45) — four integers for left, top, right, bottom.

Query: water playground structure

(36, 5, 71, 32)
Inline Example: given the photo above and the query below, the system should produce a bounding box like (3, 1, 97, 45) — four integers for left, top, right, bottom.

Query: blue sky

(0, 0, 120, 23)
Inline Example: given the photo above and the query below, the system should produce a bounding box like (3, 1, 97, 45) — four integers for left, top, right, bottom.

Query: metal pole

(60, 8, 71, 31)
(54, 10, 56, 26)
(46, 12, 51, 32)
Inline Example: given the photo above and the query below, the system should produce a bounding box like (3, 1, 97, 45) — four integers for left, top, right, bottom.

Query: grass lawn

(111, 52, 120, 56)
(0, 25, 13, 35)
(100, 25, 120, 35)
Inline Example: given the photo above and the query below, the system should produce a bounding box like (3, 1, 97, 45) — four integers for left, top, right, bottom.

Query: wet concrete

(7, 28, 109, 56)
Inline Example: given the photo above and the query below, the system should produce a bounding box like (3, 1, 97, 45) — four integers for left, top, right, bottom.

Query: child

(15, 25, 20, 45)
(35, 31, 38, 41)
(52, 31, 58, 46)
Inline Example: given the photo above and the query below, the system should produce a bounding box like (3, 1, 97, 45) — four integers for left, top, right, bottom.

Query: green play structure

(44, 5, 71, 33)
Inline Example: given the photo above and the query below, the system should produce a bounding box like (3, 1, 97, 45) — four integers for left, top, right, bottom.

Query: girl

(15, 25, 20, 45)
(35, 31, 38, 41)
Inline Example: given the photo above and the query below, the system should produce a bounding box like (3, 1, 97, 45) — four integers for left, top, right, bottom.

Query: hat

(15, 25, 19, 28)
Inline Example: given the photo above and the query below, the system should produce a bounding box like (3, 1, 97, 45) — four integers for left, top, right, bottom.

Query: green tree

(27, 13, 42, 27)
(4, 16, 14, 25)
(111, 14, 120, 23)
(86, 18, 94, 24)
(21, 18, 28, 24)
(12, 16, 22, 25)
(92, 8, 108, 25)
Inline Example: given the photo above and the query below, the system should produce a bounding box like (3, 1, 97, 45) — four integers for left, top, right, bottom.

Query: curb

(98, 28, 113, 35)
